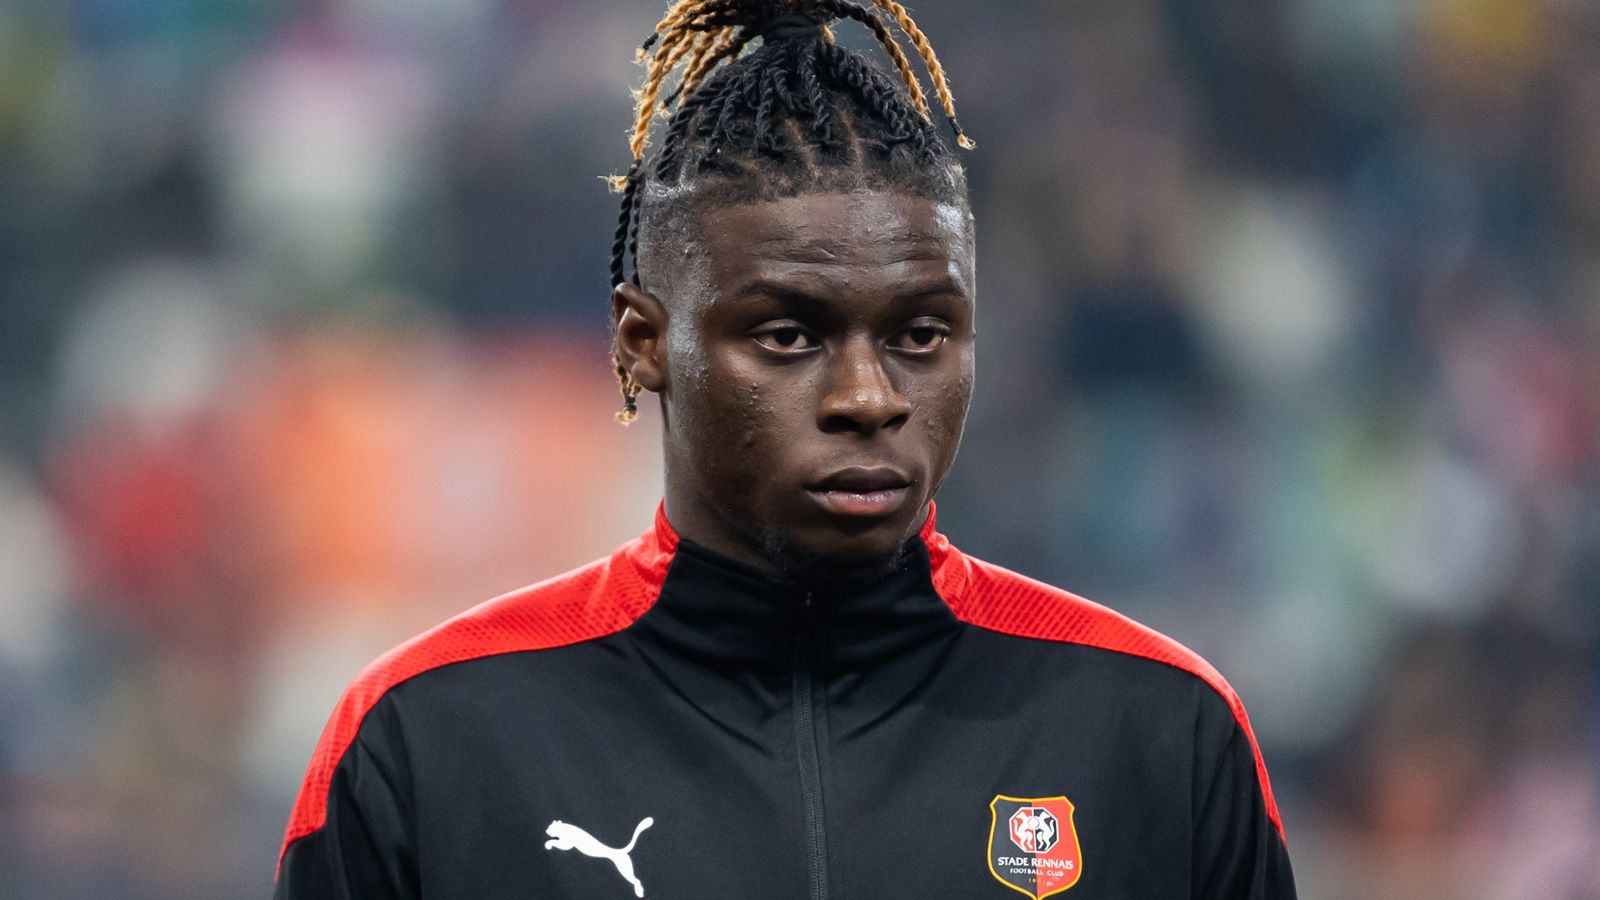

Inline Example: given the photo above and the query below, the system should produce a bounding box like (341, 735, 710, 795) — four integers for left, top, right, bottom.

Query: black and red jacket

(275, 503, 1295, 899)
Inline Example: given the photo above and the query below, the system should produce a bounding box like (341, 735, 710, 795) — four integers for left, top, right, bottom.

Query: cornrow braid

(817, 0, 928, 120)
(868, 0, 972, 148)
(605, 0, 974, 424)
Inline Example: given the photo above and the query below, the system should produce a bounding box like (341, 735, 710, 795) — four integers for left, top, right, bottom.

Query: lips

(805, 466, 913, 518)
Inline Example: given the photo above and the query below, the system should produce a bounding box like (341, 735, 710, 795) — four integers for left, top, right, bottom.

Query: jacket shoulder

(932, 545, 1229, 691)
(926, 534, 1286, 840)
(339, 548, 662, 713)
(278, 529, 673, 868)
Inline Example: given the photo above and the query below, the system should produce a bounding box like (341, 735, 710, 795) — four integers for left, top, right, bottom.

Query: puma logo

(544, 816, 654, 897)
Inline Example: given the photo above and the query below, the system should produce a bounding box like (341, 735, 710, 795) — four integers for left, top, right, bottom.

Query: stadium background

(1, 0, 1597, 896)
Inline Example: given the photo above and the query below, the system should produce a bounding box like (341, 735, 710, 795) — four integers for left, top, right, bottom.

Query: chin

(762, 526, 912, 586)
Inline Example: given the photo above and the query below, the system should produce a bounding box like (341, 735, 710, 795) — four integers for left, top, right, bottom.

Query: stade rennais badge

(986, 795, 1083, 898)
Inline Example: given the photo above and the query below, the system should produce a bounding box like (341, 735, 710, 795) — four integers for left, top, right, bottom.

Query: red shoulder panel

(922, 518, 1286, 843)
(276, 506, 678, 871)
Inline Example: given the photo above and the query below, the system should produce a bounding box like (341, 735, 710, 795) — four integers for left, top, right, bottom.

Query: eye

(752, 322, 819, 353)
(890, 322, 950, 352)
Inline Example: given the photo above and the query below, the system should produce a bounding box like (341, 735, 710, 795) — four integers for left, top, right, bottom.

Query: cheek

(702, 344, 808, 437)
(915, 362, 974, 465)
(666, 327, 714, 398)
(729, 379, 765, 450)
(670, 345, 793, 478)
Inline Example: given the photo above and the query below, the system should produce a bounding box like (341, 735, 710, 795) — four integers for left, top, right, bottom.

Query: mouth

(804, 466, 914, 518)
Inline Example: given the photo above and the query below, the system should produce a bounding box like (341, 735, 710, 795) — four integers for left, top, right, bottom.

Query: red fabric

(280, 500, 1283, 873)
(276, 505, 678, 871)
(922, 509, 1287, 843)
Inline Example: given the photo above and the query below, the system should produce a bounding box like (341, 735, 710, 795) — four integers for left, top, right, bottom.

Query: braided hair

(608, 0, 975, 423)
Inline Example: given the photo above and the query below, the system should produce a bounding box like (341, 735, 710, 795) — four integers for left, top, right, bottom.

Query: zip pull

(792, 590, 816, 643)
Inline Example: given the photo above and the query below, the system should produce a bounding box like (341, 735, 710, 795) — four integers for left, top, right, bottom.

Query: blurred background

(1, 0, 1597, 896)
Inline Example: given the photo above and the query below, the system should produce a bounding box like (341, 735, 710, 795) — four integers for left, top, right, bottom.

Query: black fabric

(275, 537, 1295, 899)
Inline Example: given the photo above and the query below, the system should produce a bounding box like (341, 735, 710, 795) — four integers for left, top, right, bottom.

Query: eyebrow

(731, 275, 972, 308)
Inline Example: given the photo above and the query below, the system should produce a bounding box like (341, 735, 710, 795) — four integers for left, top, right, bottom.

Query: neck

(661, 482, 784, 577)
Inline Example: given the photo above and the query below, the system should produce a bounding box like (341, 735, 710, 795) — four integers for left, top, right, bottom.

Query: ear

(612, 281, 669, 394)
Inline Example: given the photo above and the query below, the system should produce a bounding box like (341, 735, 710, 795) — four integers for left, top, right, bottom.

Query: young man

(275, 1, 1297, 897)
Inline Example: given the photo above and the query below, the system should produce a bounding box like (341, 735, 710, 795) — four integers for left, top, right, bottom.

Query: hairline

(634, 170, 973, 296)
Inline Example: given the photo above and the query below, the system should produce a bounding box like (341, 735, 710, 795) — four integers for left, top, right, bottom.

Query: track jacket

(275, 503, 1295, 899)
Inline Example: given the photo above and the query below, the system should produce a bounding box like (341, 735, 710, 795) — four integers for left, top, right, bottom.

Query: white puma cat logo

(544, 816, 654, 897)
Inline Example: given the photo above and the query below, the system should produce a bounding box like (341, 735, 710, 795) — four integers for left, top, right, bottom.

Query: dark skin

(613, 190, 977, 583)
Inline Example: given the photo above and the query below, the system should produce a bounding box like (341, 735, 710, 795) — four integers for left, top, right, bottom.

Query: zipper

(793, 590, 829, 900)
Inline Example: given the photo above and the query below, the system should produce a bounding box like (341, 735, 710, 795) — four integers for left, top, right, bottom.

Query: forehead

(683, 191, 975, 305)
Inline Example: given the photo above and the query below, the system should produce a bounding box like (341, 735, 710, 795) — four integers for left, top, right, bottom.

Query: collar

(626, 500, 965, 675)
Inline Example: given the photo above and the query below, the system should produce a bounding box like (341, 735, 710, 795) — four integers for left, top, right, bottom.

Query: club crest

(986, 795, 1082, 898)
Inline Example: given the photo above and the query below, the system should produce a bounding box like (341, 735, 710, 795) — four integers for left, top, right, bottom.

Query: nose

(817, 336, 912, 435)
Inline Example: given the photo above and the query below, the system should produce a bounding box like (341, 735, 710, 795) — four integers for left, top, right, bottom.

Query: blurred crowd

(1, 0, 1597, 897)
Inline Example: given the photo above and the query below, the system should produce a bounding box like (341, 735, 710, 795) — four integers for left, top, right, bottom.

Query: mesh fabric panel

(923, 517, 1286, 843)
(277, 505, 679, 869)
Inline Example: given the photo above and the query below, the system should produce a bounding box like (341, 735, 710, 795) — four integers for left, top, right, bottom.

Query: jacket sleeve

(1191, 697, 1297, 900)
(274, 696, 418, 899)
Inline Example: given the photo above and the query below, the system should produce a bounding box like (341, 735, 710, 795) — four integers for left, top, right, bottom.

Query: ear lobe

(612, 282, 669, 394)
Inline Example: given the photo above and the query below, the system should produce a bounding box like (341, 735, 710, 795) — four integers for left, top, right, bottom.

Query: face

(614, 190, 976, 582)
